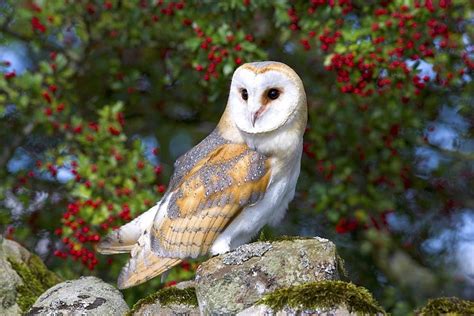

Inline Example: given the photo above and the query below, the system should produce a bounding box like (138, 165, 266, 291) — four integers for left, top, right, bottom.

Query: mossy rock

(130, 285, 199, 316)
(257, 231, 315, 242)
(196, 237, 343, 314)
(255, 280, 386, 315)
(0, 238, 62, 313)
(7, 256, 62, 312)
(417, 297, 474, 315)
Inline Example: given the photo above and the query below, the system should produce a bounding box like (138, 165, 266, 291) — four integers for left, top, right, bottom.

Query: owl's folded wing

(151, 143, 271, 258)
(116, 143, 271, 289)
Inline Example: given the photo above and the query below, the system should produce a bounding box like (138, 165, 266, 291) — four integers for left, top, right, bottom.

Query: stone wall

(1, 236, 472, 315)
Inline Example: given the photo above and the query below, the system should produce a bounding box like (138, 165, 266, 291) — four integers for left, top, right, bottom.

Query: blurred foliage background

(0, 0, 473, 314)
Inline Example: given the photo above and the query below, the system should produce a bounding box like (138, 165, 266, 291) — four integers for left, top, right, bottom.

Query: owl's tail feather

(117, 251, 182, 289)
(96, 204, 160, 255)
(96, 234, 134, 254)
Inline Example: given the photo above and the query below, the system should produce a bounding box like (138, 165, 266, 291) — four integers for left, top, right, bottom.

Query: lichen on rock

(417, 297, 474, 315)
(129, 283, 199, 316)
(222, 241, 272, 265)
(28, 276, 129, 315)
(256, 280, 386, 315)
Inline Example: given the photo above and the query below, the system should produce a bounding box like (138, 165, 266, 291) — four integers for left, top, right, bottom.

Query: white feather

(211, 118, 303, 255)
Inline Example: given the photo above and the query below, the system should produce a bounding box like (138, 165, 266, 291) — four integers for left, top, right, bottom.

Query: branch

(0, 25, 67, 54)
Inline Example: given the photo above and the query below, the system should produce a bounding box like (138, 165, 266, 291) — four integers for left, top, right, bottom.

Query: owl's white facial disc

(228, 62, 304, 134)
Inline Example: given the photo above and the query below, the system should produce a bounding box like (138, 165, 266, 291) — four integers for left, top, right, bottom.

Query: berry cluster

(190, 25, 257, 81)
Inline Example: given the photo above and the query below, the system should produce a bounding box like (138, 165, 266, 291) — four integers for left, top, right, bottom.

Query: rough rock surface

(0, 239, 22, 315)
(195, 237, 342, 315)
(238, 303, 360, 315)
(0, 237, 62, 315)
(130, 281, 199, 316)
(28, 276, 129, 315)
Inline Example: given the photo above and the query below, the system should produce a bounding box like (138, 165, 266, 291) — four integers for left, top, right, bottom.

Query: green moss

(336, 253, 348, 279)
(25, 255, 62, 288)
(129, 287, 198, 314)
(7, 254, 62, 312)
(417, 297, 474, 315)
(258, 281, 385, 315)
(257, 232, 313, 242)
(8, 256, 61, 312)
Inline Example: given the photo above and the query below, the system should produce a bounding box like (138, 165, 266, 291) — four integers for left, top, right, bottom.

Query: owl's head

(227, 61, 307, 135)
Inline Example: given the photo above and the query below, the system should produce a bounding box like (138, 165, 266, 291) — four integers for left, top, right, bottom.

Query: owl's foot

(210, 238, 231, 255)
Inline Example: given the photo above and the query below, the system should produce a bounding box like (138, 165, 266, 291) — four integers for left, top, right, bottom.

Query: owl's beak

(250, 106, 266, 127)
(251, 112, 259, 127)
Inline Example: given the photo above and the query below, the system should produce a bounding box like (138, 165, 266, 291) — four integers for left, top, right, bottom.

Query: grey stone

(238, 304, 359, 316)
(195, 237, 342, 315)
(28, 276, 129, 316)
(132, 300, 199, 316)
(222, 242, 272, 265)
(173, 280, 196, 290)
(0, 241, 22, 316)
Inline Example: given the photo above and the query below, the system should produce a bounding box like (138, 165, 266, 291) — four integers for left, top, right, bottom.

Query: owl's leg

(210, 237, 231, 255)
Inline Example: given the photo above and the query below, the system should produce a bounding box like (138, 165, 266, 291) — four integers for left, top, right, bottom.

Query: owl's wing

(96, 130, 227, 256)
(152, 143, 271, 258)
(117, 143, 271, 289)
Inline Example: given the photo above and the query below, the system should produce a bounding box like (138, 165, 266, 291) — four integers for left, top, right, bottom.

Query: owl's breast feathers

(152, 141, 271, 258)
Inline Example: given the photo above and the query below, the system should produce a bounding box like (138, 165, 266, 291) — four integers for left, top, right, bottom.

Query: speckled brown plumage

(115, 143, 271, 289)
(118, 254, 182, 289)
(152, 143, 271, 258)
(168, 130, 230, 192)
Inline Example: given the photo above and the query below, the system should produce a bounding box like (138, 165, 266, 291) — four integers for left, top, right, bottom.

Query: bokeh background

(0, 0, 473, 314)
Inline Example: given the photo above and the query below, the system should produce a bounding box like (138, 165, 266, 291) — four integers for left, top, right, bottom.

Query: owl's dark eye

(267, 88, 280, 100)
(241, 89, 248, 101)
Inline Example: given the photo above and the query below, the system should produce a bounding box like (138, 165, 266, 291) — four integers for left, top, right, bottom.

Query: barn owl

(97, 61, 307, 289)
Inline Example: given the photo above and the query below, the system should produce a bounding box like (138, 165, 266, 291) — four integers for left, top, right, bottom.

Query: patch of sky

(406, 59, 436, 80)
(423, 210, 474, 284)
(415, 147, 448, 174)
(386, 212, 411, 232)
(426, 123, 459, 151)
(56, 167, 74, 183)
(283, 42, 296, 54)
(7, 147, 32, 173)
(0, 42, 30, 73)
(7, 145, 76, 183)
(138, 135, 160, 166)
